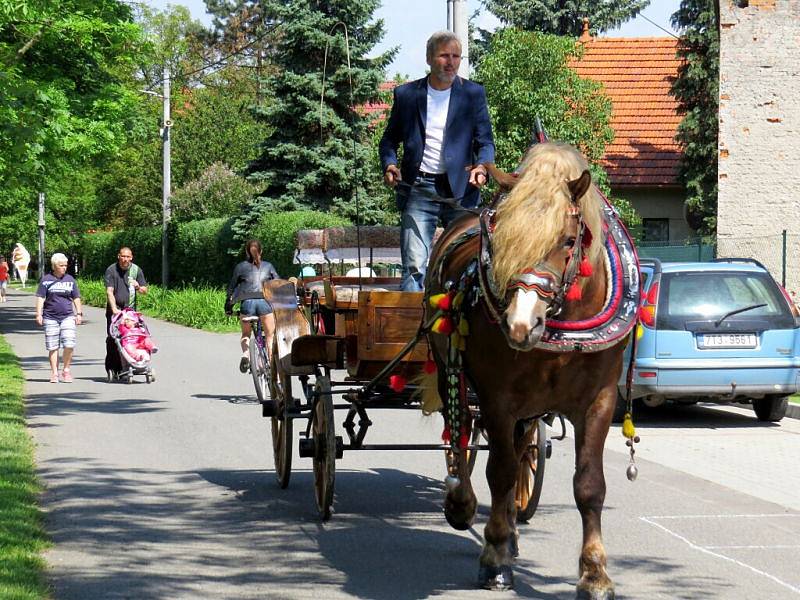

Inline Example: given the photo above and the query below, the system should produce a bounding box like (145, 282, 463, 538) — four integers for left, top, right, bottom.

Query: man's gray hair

(50, 252, 68, 268)
(426, 31, 461, 62)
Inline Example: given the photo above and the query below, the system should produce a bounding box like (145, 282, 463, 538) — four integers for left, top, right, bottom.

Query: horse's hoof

(444, 505, 474, 531)
(509, 534, 519, 558)
(479, 564, 514, 591)
(576, 586, 615, 600)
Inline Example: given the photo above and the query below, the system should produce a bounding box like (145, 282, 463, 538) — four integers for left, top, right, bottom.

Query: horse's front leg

(479, 415, 517, 591)
(443, 439, 477, 531)
(573, 385, 616, 600)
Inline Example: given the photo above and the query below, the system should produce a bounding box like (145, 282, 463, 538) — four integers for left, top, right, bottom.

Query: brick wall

(718, 0, 800, 295)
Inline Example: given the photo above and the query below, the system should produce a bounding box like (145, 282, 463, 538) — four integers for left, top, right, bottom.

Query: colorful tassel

(428, 292, 452, 310)
(424, 359, 437, 374)
(457, 317, 470, 336)
(459, 433, 469, 449)
(579, 255, 593, 277)
(566, 281, 582, 301)
(432, 316, 455, 335)
(622, 412, 636, 439)
(389, 374, 407, 392)
(442, 428, 451, 444)
(453, 291, 464, 309)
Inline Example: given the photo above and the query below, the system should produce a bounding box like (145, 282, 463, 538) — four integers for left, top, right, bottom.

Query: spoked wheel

(249, 331, 269, 402)
(515, 419, 547, 522)
(444, 425, 482, 477)
(312, 375, 336, 521)
(309, 291, 323, 334)
(269, 340, 293, 489)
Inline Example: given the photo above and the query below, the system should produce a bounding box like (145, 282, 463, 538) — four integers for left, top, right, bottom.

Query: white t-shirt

(420, 85, 451, 174)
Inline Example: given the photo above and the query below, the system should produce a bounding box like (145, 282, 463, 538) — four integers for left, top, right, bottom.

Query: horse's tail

(413, 369, 443, 415)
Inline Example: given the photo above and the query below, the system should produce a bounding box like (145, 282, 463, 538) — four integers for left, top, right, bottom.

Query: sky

(146, 0, 682, 77)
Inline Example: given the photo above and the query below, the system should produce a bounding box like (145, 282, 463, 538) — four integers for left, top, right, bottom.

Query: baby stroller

(107, 308, 157, 384)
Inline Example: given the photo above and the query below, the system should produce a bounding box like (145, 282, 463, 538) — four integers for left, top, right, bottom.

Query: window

(642, 218, 669, 242)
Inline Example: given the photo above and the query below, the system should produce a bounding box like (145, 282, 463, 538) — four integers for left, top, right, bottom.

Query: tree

(170, 162, 259, 222)
(234, 0, 396, 237)
(483, 0, 650, 36)
(0, 0, 146, 254)
(671, 0, 718, 235)
(476, 28, 639, 227)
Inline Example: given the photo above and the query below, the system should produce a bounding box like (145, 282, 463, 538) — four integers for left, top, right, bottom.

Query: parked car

(617, 258, 800, 422)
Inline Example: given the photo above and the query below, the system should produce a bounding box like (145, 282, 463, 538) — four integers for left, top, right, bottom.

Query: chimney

(578, 17, 592, 43)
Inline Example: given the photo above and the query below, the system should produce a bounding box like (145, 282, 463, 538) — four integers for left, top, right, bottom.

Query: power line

(638, 13, 681, 39)
(144, 21, 284, 90)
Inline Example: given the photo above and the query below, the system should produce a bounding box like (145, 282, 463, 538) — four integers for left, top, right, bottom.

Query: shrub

(170, 218, 238, 285)
(170, 163, 259, 222)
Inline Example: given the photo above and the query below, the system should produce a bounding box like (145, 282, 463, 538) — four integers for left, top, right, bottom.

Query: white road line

(644, 513, 800, 519)
(704, 545, 800, 550)
(641, 516, 800, 596)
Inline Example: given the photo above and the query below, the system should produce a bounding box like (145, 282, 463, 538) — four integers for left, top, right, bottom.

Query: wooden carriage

(259, 225, 549, 521)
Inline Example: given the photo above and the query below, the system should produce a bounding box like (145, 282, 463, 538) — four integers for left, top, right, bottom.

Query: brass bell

(626, 462, 638, 482)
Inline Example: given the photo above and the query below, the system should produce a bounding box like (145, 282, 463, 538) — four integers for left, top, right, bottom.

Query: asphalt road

(1, 287, 799, 599)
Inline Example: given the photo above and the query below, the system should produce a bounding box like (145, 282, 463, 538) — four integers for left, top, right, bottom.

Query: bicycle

(240, 314, 271, 404)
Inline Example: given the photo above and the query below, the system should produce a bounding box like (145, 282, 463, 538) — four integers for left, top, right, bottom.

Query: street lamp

(140, 65, 171, 288)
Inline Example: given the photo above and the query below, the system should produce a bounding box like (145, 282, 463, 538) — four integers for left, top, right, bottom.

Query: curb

(788, 403, 800, 420)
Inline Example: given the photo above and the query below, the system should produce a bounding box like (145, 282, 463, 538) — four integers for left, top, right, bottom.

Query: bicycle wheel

(312, 375, 336, 521)
(515, 419, 547, 523)
(249, 329, 269, 403)
(270, 340, 293, 489)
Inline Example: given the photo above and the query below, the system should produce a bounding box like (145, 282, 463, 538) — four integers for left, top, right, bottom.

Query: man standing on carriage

(379, 30, 495, 291)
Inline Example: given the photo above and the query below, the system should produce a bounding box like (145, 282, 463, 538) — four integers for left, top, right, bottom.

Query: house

(571, 28, 688, 242)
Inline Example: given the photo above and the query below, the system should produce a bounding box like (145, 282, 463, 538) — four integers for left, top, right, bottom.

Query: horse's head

(490, 143, 603, 351)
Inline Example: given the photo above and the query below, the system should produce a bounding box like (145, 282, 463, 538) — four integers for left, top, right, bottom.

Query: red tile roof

(571, 37, 683, 187)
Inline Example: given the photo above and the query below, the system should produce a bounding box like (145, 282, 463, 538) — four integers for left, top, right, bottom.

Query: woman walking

(224, 239, 279, 373)
(35, 253, 82, 383)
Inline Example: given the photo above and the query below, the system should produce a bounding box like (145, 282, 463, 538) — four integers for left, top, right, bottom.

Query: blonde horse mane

(491, 142, 605, 292)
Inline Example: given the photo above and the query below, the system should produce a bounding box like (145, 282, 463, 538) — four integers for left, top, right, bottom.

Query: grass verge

(0, 335, 49, 599)
(78, 279, 239, 333)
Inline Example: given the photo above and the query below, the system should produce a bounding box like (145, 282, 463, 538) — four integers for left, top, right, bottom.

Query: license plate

(698, 333, 758, 349)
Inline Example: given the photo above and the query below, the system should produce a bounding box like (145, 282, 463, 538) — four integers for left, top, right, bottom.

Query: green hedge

(80, 210, 349, 287)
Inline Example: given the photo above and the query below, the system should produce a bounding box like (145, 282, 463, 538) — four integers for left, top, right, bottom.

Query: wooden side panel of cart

(349, 291, 428, 379)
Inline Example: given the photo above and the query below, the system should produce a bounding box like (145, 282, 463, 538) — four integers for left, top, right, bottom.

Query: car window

(658, 271, 793, 330)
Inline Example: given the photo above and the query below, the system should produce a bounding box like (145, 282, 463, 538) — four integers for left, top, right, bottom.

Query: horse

(421, 141, 639, 598)
(11, 243, 30, 288)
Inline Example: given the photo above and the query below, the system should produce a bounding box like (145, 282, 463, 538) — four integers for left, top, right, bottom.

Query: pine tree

(483, 0, 650, 36)
(233, 0, 395, 238)
(670, 0, 719, 235)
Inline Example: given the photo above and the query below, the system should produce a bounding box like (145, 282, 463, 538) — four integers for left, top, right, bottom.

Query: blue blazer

(379, 76, 495, 209)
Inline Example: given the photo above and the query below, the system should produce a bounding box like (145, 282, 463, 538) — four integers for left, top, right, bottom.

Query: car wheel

(752, 396, 788, 422)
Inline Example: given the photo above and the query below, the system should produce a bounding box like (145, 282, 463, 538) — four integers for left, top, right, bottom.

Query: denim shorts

(240, 298, 273, 316)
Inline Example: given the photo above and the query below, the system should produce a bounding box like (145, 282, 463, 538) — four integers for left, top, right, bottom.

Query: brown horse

(423, 142, 635, 598)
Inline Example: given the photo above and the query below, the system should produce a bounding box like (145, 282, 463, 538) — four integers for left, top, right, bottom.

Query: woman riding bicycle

(224, 239, 280, 373)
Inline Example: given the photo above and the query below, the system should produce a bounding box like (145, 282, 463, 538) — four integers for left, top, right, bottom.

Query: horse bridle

(483, 187, 590, 321)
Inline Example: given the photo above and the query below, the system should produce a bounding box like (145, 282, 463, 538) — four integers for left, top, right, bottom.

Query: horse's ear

(567, 170, 591, 203)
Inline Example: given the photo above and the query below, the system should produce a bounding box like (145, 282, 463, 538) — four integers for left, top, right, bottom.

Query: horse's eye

(563, 237, 576, 249)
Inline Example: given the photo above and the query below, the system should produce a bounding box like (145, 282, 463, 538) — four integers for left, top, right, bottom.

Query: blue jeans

(399, 177, 461, 291)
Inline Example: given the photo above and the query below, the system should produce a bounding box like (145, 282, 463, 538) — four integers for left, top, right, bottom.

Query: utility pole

(37, 192, 45, 277)
(161, 66, 171, 289)
(447, 0, 470, 78)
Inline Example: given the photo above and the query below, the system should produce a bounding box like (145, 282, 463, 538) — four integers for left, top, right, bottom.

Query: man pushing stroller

(104, 247, 148, 378)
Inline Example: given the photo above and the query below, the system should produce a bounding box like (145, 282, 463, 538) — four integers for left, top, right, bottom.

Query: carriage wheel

(515, 419, 547, 522)
(312, 375, 335, 521)
(249, 332, 269, 402)
(444, 425, 482, 477)
(269, 342, 293, 489)
(309, 291, 323, 334)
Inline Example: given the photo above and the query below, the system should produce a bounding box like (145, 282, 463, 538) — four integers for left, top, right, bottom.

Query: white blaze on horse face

(506, 288, 547, 345)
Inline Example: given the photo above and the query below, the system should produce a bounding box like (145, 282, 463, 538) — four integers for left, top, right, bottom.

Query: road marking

(703, 545, 800, 550)
(644, 513, 800, 519)
(641, 515, 800, 595)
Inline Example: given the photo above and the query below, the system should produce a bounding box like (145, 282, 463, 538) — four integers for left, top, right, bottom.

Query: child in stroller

(108, 308, 157, 383)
